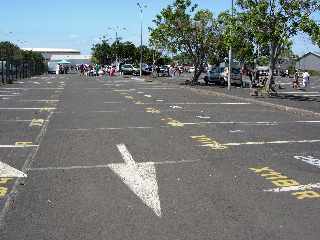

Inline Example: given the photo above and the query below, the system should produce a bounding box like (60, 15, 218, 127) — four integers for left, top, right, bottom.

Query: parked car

(133, 64, 152, 76)
(121, 64, 138, 75)
(204, 62, 242, 86)
(188, 66, 195, 73)
(157, 65, 170, 77)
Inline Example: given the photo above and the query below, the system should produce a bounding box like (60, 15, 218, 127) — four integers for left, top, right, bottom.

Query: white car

(188, 67, 195, 73)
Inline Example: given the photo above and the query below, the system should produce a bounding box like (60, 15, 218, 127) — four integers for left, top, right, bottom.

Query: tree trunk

(266, 42, 277, 92)
(192, 64, 203, 85)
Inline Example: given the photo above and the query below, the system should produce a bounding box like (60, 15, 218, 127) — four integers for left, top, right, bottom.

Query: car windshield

(232, 68, 240, 74)
(122, 64, 132, 68)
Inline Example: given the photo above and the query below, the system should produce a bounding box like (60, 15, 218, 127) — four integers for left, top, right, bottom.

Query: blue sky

(0, 0, 319, 55)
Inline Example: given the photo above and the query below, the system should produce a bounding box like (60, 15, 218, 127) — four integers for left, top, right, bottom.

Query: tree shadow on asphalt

(269, 94, 320, 103)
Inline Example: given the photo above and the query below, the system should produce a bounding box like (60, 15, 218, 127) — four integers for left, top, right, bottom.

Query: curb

(184, 86, 320, 118)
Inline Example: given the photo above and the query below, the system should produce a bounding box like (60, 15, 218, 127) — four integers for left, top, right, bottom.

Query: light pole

(137, 2, 147, 77)
(228, 0, 234, 91)
(108, 26, 127, 64)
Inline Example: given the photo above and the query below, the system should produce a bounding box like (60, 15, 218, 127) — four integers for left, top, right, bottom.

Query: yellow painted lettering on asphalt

(292, 191, 320, 200)
(249, 166, 319, 200)
(272, 179, 299, 187)
(40, 107, 53, 112)
(261, 171, 289, 180)
(145, 107, 160, 114)
(191, 135, 227, 150)
(15, 142, 33, 147)
(29, 119, 44, 127)
(125, 96, 134, 100)
(0, 187, 7, 197)
(248, 167, 273, 174)
(0, 178, 12, 184)
(167, 119, 184, 127)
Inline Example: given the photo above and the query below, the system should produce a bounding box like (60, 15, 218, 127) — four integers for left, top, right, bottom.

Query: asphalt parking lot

(0, 74, 320, 239)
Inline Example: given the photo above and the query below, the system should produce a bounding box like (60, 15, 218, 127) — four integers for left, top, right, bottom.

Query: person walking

(293, 71, 300, 89)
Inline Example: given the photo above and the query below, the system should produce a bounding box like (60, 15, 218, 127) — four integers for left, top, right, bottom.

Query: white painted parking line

(295, 95, 320, 97)
(145, 102, 251, 105)
(0, 88, 64, 90)
(0, 144, 39, 148)
(280, 92, 319, 94)
(144, 95, 152, 98)
(29, 159, 201, 171)
(57, 126, 155, 131)
(0, 120, 33, 122)
(103, 102, 123, 104)
(264, 183, 320, 193)
(294, 155, 320, 168)
(0, 107, 56, 111)
(0, 95, 18, 97)
(196, 116, 211, 119)
(222, 139, 320, 146)
(56, 120, 320, 131)
(19, 100, 59, 102)
(229, 130, 244, 133)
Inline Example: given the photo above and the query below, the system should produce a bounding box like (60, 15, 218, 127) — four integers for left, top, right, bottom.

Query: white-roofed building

(22, 48, 81, 61)
(47, 55, 92, 73)
(50, 55, 91, 65)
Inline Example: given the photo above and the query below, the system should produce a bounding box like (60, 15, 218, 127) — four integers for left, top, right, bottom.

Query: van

(48, 61, 58, 74)
(204, 62, 242, 86)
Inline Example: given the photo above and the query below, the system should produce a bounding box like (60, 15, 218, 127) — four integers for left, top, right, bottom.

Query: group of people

(293, 71, 310, 89)
(78, 64, 116, 77)
(55, 64, 69, 75)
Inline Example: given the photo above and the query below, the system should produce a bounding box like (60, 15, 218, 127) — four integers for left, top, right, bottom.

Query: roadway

(0, 74, 320, 239)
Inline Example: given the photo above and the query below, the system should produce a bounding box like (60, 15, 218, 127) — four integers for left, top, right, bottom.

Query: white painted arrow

(170, 105, 183, 109)
(108, 144, 161, 217)
(0, 161, 27, 178)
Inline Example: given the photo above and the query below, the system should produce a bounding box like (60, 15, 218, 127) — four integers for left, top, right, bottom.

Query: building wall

(42, 52, 80, 61)
(296, 53, 320, 71)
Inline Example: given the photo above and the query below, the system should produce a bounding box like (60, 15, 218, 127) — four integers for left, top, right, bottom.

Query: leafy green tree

(218, 11, 255, 66)
(150, 0, 222, 83)
(237, 0, 320, 90)
(0, 41, 22, 60)
(111, 41, 137, 63)
(91, 40, 112, 65)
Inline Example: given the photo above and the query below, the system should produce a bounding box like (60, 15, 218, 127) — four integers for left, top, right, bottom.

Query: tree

(218, 11, 255, 66)
(91, 40, 112, 65)
(150, 0, 222, 83)
(111, 41, 137, 63)
(0, 41, 22, 60)
(237, 0, 320, 90)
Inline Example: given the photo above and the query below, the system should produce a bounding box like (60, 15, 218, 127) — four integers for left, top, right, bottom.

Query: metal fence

(0, 59, 46, 85)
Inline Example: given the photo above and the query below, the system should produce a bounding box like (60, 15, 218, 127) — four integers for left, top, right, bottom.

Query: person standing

(56, 64, 60, 75)
(302, 71, 310, 88)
